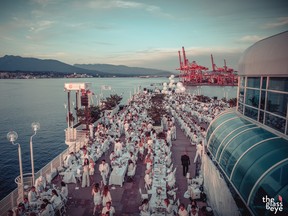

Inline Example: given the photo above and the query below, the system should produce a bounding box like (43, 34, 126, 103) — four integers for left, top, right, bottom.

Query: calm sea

(0, 77, 237, 199)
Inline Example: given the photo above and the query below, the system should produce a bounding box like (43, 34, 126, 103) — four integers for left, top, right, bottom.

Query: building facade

(206, 31, 288, 215)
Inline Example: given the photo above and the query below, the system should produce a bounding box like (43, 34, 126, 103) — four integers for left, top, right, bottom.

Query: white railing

(0, 105, 120, 215)
(0, 147, 70, 216)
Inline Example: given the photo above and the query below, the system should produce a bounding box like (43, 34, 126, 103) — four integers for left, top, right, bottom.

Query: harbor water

(0, 77, 237, 199)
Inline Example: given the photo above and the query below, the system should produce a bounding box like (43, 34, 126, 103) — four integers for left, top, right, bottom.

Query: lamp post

(7, 131, 24, 201)
(30, 122, 40, 185)
(64, 103, 69, 128)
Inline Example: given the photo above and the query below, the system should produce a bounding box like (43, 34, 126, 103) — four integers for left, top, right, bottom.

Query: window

(259, 111, 264, 123)
(269, 77, 288, 92)
(260, 91, 266, 110)
(238, 88, 244, 103)
(262, 77, 267, 90)
(265, 113, 286, 133)
(266, 92, 287, 117)
(238, 103, 244, 114)
(246, 89, 260, 108)
(244, 106, 258, 121)
(247, 77, 260, 88)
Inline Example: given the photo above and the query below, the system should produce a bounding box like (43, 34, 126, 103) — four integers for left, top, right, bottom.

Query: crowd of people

(8, 89, 230, 216)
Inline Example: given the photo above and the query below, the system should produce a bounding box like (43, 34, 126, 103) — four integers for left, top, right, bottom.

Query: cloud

(30, 0, 56, 7)
(238, 35, 264, 43)
(89, 46, 243, 70)
(84, 0, 173, 18)
(263, 17, 288, 29)
(29, 20, 55, 33)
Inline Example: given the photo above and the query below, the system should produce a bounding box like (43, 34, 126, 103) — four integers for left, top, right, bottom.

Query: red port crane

(177, 46, 208, 83)
(177, 47, 237, 86)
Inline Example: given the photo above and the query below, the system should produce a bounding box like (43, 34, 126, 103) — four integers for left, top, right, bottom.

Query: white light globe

(181, 87, 186, 92)
(176, 82, 183, 88)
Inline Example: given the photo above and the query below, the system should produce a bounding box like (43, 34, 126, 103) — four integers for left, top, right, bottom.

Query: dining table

(108, 151, 130, 187)
(149, 139, 167, 215)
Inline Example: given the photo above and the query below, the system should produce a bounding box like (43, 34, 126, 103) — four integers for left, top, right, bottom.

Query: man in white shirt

(28, 186, 38, 207)
(64, 152, 76, 168)
(99, 159, 110, 185)
(102, 201, 115, 215)
(194, 141, 203, 163)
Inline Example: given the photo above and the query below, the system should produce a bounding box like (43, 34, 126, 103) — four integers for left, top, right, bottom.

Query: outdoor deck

(52, 123, 207, 216)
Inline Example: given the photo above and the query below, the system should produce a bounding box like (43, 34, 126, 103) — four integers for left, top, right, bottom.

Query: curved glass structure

(207, 112, 288, 215)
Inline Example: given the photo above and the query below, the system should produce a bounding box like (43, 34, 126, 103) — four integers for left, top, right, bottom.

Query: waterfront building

(206, 31, 288, 215)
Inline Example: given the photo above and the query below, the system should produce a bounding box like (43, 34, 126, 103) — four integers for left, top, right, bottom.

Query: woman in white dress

(89, 158, 95, 183)
(82, 158, 90, 187)
(101, 185, 112, 207)
(92, 183, 102, 215)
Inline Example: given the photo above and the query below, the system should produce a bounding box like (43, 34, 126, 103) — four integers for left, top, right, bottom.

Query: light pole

(7, 131, 24, 202)
(64, 103, 69, 128)
(30, 122, 40, 185)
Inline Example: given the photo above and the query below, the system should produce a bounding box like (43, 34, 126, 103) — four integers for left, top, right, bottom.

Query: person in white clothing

(99, 159, 109, 185)
(101, 201, 115, 216)
(178, 203, 188, 216)
(114, 139, 123, 156)
(194, 141, 203, 163)
(82, 158, 90, 187)
(60, 181, 68, 202)
(50, 189, 62, 209)
(28, 186, 38, 207)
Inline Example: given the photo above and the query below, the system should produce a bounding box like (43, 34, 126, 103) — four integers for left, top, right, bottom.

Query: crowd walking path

(54, 120, 207, 216)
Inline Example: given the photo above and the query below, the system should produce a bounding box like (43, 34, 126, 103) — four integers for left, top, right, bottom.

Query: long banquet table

(149, 139, 167, 215)
(108, 152, 130, 187)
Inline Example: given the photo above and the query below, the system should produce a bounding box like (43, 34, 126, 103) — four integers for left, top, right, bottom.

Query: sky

(0, 0, 287, 72)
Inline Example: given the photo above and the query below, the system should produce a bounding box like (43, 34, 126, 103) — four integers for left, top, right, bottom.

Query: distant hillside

(74, 64, 173, 76)
(0, 55, 105, 75)
(0, 55, 173, 77)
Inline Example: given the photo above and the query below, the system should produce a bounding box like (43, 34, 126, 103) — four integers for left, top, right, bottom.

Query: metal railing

(0, 146, 71, 216)
(0, 106, 118, 215)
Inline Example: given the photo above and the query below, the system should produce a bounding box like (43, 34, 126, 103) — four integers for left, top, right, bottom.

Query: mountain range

(0, 55, 173, 77)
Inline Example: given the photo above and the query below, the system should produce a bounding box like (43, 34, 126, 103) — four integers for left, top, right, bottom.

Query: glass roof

(207, 111, 288, 215)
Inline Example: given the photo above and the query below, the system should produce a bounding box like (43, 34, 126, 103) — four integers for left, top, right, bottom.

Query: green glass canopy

(207, 110, 288, 215)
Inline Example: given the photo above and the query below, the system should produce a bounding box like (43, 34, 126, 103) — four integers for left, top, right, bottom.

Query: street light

(7, 131, 24, 201)
(30, 122, 40, 185)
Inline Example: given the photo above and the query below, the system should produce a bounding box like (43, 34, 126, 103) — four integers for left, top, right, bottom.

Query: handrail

(0, 106, 118, 215)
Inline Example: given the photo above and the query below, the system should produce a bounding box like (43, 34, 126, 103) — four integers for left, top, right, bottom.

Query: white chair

(172, 167, 177, 176)
(139, 188, 149, 200)
(54, 201, 66, 216)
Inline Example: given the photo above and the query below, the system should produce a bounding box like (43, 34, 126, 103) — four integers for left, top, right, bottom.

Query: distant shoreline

(0, 71, 172, 79)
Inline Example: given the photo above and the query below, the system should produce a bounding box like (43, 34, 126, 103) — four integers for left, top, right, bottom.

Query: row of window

(240, 77, 288, 92)
(238, 76, 288, 135)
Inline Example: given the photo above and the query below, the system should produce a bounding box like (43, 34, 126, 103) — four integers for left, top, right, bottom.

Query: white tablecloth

(62, 164, 82, 184)
(149, 140, 167, 215)
(109, 165, 127, 187)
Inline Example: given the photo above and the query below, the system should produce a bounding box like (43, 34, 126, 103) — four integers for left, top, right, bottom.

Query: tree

(147, 93, 168, 126)
(101, 94, 123, 110)
(76, 105, 101, 124)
